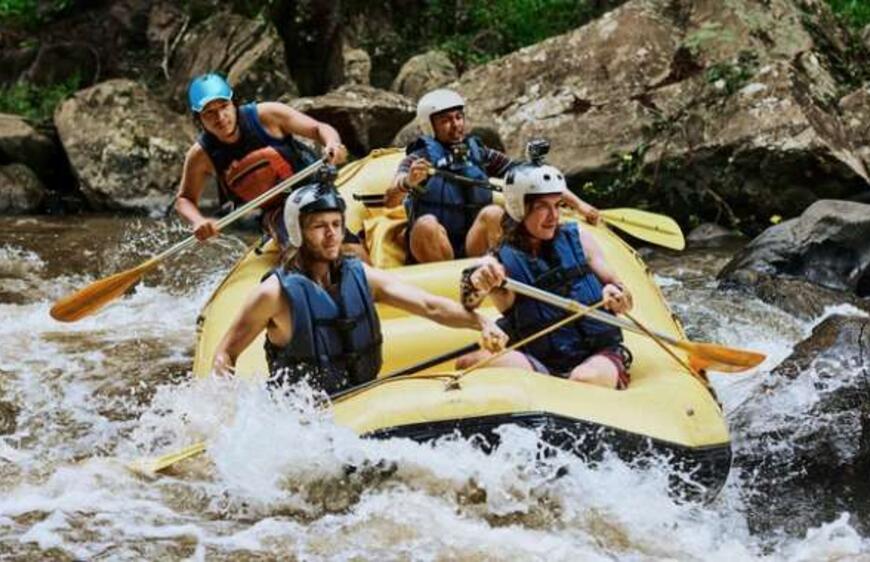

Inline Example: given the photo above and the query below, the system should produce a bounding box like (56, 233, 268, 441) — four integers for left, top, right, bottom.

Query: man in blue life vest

(457, 163, 634, 389)
(384, 88, 600, 264)
(175, 73, 349, 250)
(212, 169, 509, 394)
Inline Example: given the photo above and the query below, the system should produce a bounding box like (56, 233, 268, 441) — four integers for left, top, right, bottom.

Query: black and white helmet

(503, 164, 567, 222)
(283, 181, 346, 248)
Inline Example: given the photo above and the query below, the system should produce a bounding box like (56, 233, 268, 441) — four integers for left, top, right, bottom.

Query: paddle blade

(600, 208, 686, 251)
(682, 341, 766, 373)
(127, 442, 206, 477)
(50, 259, 159, 322)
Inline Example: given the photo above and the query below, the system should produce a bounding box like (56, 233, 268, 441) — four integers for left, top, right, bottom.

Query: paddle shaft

(426, 167, 502, 191)
(331, 342, 480, 402)
(153, 159, 325, 263)
(503, 279, 686, 348)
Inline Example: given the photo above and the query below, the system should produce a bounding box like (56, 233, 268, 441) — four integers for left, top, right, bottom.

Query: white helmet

(416, 88, 465, 134)
(503, 164, 567, 222)
(283, 183, 346, 248)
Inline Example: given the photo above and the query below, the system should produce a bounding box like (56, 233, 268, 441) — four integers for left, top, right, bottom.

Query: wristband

(460, 265, 486, 310)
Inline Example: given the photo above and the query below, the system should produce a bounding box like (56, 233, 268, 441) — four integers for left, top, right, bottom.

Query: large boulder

(288, 85, 415, 156)
(719, 199, 870, 293)
(718, 199, 870, 318)
(450, 0, 869, 231)
(0, 114, 57, 176)
(391, 50, 458, 101)
(169, 12, 297, 110)
(54, 79, 195, 211)
(730, 314, 870, 535)
(0, 164, 47, 213)
(840, 85, 870, 174)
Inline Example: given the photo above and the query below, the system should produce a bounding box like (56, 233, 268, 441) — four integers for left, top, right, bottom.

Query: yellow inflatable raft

(192, 149, 731, 498)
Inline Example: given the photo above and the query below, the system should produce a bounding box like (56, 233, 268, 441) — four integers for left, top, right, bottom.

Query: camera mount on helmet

(526, 138, 551, 165)
(313, 163, 339, 193)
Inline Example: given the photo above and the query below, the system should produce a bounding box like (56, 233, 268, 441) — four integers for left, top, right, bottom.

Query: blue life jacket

(264, 257, 383, 395)
(198, 102, 316, 208)
(497, 222, 622, 373)
(404, 135, 493, 258)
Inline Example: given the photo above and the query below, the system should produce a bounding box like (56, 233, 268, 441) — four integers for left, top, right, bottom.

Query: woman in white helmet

(457, 163, 634, 390)
(213, 169, 509, 392)
(385, 88, 601, 263)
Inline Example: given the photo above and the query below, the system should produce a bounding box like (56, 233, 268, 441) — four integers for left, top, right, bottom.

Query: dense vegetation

(826, 0, 870, 29)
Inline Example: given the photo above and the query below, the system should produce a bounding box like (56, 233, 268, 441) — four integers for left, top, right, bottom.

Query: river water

(0, 216, 867, 561)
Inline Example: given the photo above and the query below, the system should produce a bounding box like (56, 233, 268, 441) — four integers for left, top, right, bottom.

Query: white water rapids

(0, 216, 867, 560)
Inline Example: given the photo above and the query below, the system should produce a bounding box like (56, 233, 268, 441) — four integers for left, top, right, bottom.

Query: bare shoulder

(259, 274, 285, 301)
(578, 226, 602, 256)
(184, 141, 212, 171)
(362, 263, 389, 290)
(256, 101, 299, 122)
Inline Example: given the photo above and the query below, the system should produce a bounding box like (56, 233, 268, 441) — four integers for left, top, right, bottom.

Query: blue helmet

(187, 73, 233, 113)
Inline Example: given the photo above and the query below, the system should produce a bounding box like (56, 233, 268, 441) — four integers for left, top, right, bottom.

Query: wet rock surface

(686, 222, 745, 249)
(0, 164, 46, 214)
(718, 200, 870, 307)
(731, 314, 870, 536)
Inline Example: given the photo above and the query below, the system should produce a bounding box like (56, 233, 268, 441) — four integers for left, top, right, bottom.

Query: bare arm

(562, 190, 600, 225)
(258, 102, 346, 164)
(466, 255, 515, 311)
(365, 264, 508, 351)
(385, 155, 430, 208)
(175, 144, 221, 240)
(579, 230, 632, 313)
(213, 276, 288, 376)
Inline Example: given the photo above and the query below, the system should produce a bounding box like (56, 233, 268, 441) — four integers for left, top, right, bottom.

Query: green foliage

(582, 144, 650, 203)
(409, 0, 610, 69)
(0, 75, 80, 123)
(825, 0, 870, 30)
(0, 0, 71, 27)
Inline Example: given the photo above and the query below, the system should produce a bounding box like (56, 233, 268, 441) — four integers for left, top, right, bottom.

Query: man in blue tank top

(458, 163, 634, 389)
(175, 73, 349, 249)
(212, 169, 508, 395)
(385, 88, 600, 264)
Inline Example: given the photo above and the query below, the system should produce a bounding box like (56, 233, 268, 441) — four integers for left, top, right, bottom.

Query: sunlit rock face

(730, 314, 870, 536)
(448, 0, 869, 230)
(288, 85, 415, 157)
(168, 11, 298, 111)
(54, 79, 195, 212)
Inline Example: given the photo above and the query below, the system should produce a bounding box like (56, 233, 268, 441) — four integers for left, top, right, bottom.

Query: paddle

(126, 441, 206, 477)
(50, 159, 326, 322)
(126, 341, 482, 475)
(354, 173, 684, 251)
(503, 278, 765, 373)
(598, 208, 685, 251)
